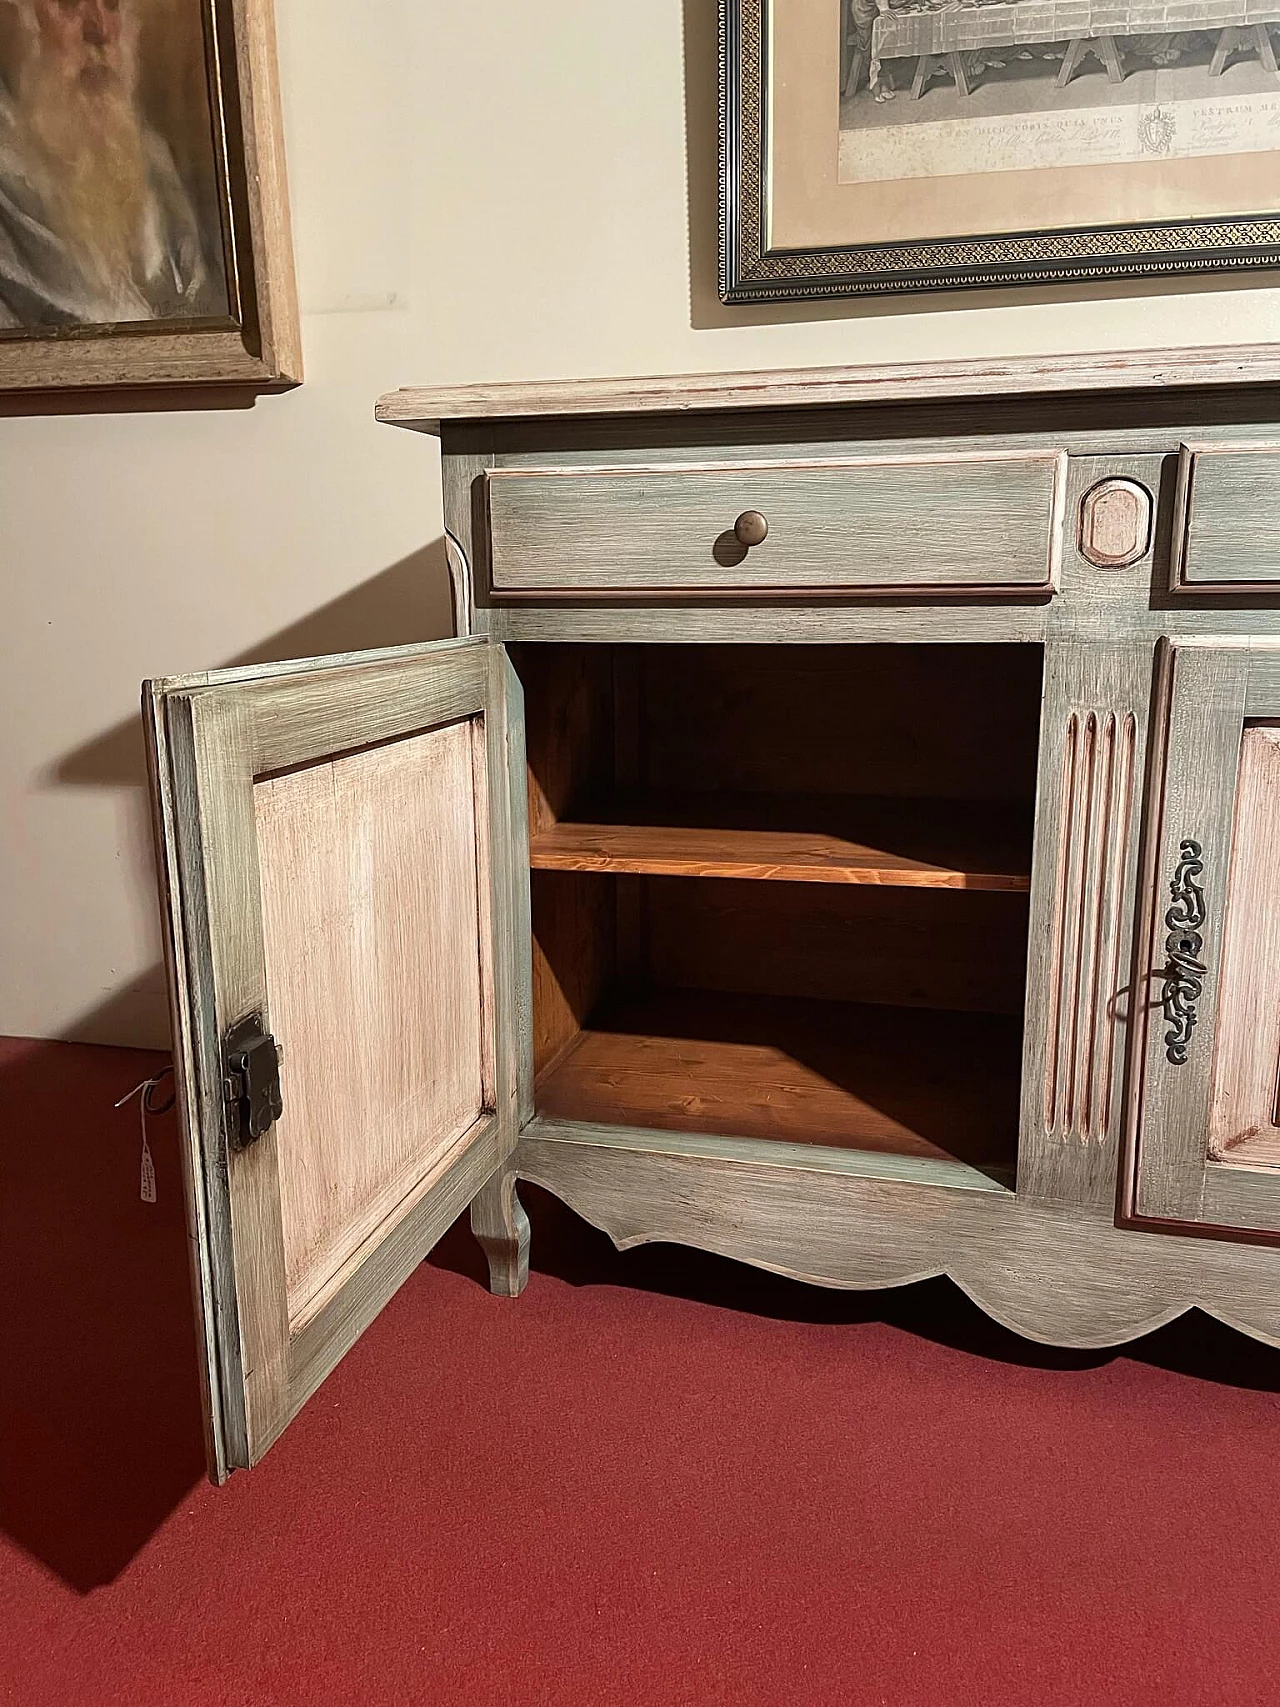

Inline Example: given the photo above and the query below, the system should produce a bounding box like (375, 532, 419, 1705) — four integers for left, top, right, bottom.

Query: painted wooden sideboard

(146, 366, 1280, 1480)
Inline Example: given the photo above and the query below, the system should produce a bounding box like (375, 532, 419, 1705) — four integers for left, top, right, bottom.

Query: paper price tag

(140, 1136, 158, 1204)
(116, 1070, 174, 1206)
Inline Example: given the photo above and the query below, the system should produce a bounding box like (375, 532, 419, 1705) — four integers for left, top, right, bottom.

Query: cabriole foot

(470, 1169, 530, 1298)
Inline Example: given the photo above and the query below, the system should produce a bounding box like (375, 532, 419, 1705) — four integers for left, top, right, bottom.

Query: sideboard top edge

(374, 346, 1280, 435)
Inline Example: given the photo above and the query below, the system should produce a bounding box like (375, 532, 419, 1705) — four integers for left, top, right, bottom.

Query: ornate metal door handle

(1161, 839, 1207, 1066)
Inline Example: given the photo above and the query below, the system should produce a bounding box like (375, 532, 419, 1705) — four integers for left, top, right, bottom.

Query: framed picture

(0, 0, 300, 393)
(720, 0, 1280, 299)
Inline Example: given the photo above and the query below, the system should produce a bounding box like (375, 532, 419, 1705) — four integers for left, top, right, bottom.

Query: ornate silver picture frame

(720, 0, 1280, 299)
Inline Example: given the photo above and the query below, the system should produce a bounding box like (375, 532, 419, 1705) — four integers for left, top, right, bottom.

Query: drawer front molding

(485, 450, 1068, 599)
(1172, 441, 1280, 592)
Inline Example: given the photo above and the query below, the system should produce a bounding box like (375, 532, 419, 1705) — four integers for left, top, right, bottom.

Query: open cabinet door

(144, 637, 528, 1480)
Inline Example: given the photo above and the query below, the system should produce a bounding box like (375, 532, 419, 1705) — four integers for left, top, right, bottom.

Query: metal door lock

(224, 1013, 283, 1148)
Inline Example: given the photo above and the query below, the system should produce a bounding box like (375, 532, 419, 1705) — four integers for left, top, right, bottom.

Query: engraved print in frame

(720, 0, 1280, 299)
(1126, 638, 1280, 1240)
(144, 637, 528, 1479)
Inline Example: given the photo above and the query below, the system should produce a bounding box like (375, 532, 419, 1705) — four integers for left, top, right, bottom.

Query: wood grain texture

(516, 1127, 1280, 1350)
(1208, 726, 1280, 1168)
(442, 444, 495, 641)
(497, 647, 536, 1131)
(143, 684, 235, 1483)
(285, 1115, 502, 1441)
(485, 453, 1066, 596)
(635, 644, 1044, 804)
(0, 331, 270, 394)
(233, 0, 303, 385)
(517, 647, 622, 1074)
(487, 607, 1052, 649)
(528, 1116, 1007, 1193)
(1129, 641, 1252, 1228)
(184, 685, 290, 1462)
(243, 647, 493, 778)
(375, 347, 1280, 434)
(1019, 644, 1150, 1212)
(1078, 478, 1153, 570)
(528, 792, 1033, 890)
(647, 878, 1031, 1016)
(417, 381, 1280, 1349)
(530, 870, 616, 1077)
(458, 424, 1278, 653)
(534, 988, 1021, 1177)
(1172, 443, 1280, 590)
(1043, 709, 1137, 1143)
(0, 0, 299, 395)
(485, 599, 1280, 651)
(470, 1168, 531, 1298)
(254, 722, 491, 1326)
(1242, 647, 1280, 714)
(515, 643, 616, 835)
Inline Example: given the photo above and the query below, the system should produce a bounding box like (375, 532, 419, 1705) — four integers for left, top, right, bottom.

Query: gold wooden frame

(0, 0, 301, 396)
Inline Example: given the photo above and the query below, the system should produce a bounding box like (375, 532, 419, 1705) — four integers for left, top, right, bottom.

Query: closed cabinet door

(1127, 639, 1280, 1238)
(146, 637, 530, 1479)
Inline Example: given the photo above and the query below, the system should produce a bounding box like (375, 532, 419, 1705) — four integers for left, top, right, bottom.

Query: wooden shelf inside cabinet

(535, 988, 1021, 1176)
(528, 793, 1033, 891)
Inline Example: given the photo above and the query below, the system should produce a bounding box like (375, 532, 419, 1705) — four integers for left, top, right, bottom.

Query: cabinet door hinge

(223, 1014, 283, 1149)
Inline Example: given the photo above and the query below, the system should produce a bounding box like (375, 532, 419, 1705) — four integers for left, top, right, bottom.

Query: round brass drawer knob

(733, 510, 769, 548)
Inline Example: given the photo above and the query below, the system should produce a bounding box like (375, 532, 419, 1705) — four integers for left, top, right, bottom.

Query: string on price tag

(115, 1069, 176, 1204)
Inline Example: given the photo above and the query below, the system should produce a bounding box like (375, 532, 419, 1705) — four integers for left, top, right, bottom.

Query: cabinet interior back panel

(638, 645, 1044, 800)
(254, 719, 492, 1327)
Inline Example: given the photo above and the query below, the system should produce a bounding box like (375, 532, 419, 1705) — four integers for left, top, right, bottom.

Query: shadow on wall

(47, 539, 454, 1046)
(0, 385, 265, 421)
(0, 542, 453, 1589)
(56, 539, 454, 793)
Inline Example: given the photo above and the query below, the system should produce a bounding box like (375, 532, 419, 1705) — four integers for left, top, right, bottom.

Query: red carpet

(2, 1035, 1279, 1705)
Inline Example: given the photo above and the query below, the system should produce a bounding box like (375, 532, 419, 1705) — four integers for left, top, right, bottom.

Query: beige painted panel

(1127, 641, 1280, 1239)
(485, 452, 1067, 596)
(1209, 725, 1280, 1169)
(254, 719, 492, 1327)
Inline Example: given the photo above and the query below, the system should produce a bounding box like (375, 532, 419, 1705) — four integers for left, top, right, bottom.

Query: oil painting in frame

(720, 0, 1280, 297)
(0, 0, 299, 393)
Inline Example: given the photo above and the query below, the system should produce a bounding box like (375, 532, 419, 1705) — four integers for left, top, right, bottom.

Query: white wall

(3, 0, 1278, 1047)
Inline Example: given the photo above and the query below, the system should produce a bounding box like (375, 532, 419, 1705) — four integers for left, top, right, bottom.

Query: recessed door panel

(1127, 641, 1280, 1239)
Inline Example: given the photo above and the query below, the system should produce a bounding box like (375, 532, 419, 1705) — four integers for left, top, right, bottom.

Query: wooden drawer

(1173, 441, 1280, 591)
(484, 450, 1068, 598)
